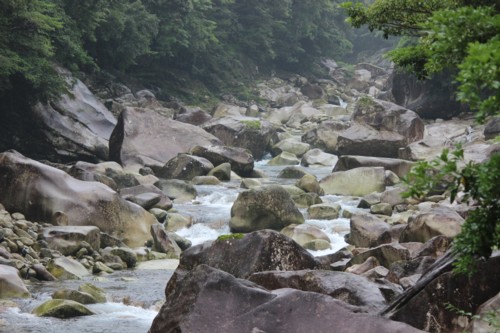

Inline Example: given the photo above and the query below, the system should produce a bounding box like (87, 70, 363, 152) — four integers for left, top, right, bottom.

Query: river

(1, 157, 363, 333)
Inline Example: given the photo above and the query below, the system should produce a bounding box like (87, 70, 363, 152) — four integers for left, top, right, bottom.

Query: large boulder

(174, 106, 212, 126)
(249, 270, 388, 313)
(391, 71, 465, 120)
(301, 148, 338, 167)
(347, 214, 392, 248)
(0, 264, 30, 298)
(32, 299, 95, 318)
(190, 145, 254, 176)
(382, 253, 500, 333)
(202, 116, 277, 160)
(320, 167, 386, 196)
(334, 155, 415, 178)
(149, 264, 425, 333)
(271, 138, 310, 158)
(281, 224, 330, 247)
(109, 107, 222, 172)
(335, 123, 408, 158)
(301, 121, 351, 153)
(155, 154, 214, 180)
(399, 207, 464, 243)
(167, 230, 318, 289)
(43, 226, 101, 256)
(0, 151, 157, 247)
(47, 257, 90, 280)
(229, 185, 305, 233)
(28, 77, 117, 162)
(351, 97, 424, 145)
(347, 243, 411, 269)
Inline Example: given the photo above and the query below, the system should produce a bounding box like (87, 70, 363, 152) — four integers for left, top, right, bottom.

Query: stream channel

(1, 156, 367, 332)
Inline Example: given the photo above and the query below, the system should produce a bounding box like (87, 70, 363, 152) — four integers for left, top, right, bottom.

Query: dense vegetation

(342, 0, 499, 273)
(342, 0, 499, 122)
(0, 0, 352, 104)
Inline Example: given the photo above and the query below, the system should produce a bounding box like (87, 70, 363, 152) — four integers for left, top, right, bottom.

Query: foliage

(341, 1, 500, 122)
(241, 120, 261, 130)
(0, 0, 66, 101)
(403, 148, 500, 275)
(445, 303, 500, 333)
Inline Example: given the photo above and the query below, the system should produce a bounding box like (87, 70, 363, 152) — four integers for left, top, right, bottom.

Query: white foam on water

(305, 218, 350, 257)
(176, 223, 230, 246)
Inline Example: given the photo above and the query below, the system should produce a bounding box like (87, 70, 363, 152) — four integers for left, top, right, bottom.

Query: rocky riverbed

(0, 61, 499, 333)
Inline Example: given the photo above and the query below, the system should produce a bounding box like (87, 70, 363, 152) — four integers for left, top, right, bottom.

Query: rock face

(383, 253, 500, 333)
(0, 151, 157, 247)
(320, 167, 386, 196)
(229, 185, 305, 232)
(149, 265, 425, 333)
(391, 71, 465, 120)
(4, 79, 116, 162)
(0, 264, 30, 298)
(249, 270, 388, 313)
(109, 107, 222, 172)
(202, 116, 277, 160)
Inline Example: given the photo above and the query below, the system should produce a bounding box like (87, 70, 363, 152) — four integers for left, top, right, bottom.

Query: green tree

(342, 0, 499, 121)
(0, 0, 65, 101)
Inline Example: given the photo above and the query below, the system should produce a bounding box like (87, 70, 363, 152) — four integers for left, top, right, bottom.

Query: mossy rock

(217, 233, 245, 241)
(78, 283, 106, 303)
(241, 120, 261, 130)
(52, 289, 97, 304)
(32, 299, 95, 318)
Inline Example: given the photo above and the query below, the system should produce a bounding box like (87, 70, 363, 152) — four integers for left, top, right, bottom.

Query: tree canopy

(342, 0, 499, 122)
(0, 0, 353, 103)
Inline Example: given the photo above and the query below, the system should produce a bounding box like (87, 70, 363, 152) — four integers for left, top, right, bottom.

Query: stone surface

(47, 257, 90, 280)
(301, 148, 338, 167)
(208, 162, 231, 181)
(78, 283, 106, 303)
(0, 151, 156, 247)
(267, 151, 300, 166)
(347, 214, 392, 248)
(202, 116, 277, 160)
(271, 138, 310, 158)
(334, 155, 414, 178)
(32, 299, 95, 318)
(347, 243, 410, 269)
(399, 207, 464, 243)
(174, 107, 212, 125)
(43, 226, 101, 256)
(154, 179, 197, 203)
(150, 224, 182, 259)
(230, 185, 305, 232)
(383, 253, 500, 333)
(249, 269, 388, 313)
(190, 145, 254, 176)
(280, 224, 330, 247)
(156, 154, 214, 180)
(109, 107, 222, 172)
(320, 167, 386, 196)
(296, 174, 323, 195)
(0, 264, 30, 298)
(166, 230, 319, 293)
(307, 203, 341, 220)
(52, 289, 98, 304)
(150, 264, 425, 333)
(119, 184, 173, 211)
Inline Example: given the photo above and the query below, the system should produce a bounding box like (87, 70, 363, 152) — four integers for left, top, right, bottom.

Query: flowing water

(1, 158, 362, 332)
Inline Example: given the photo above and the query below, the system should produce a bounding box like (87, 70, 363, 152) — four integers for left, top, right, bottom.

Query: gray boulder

(0, 151, 157, 247)
(156, 154, 214, 180)
(320, 167, 386, 196)
(347, 214, 392, 248)
(149, 264, 425, 333)
(109, 107, 222, 172)
(190, 145, 254, 176)
(399, 207, 464, 243)
(334, 155, 414, 178)
(249, 270, 388, 313)
(229, 185, 305, 233)
(202, 116, 277, 160)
